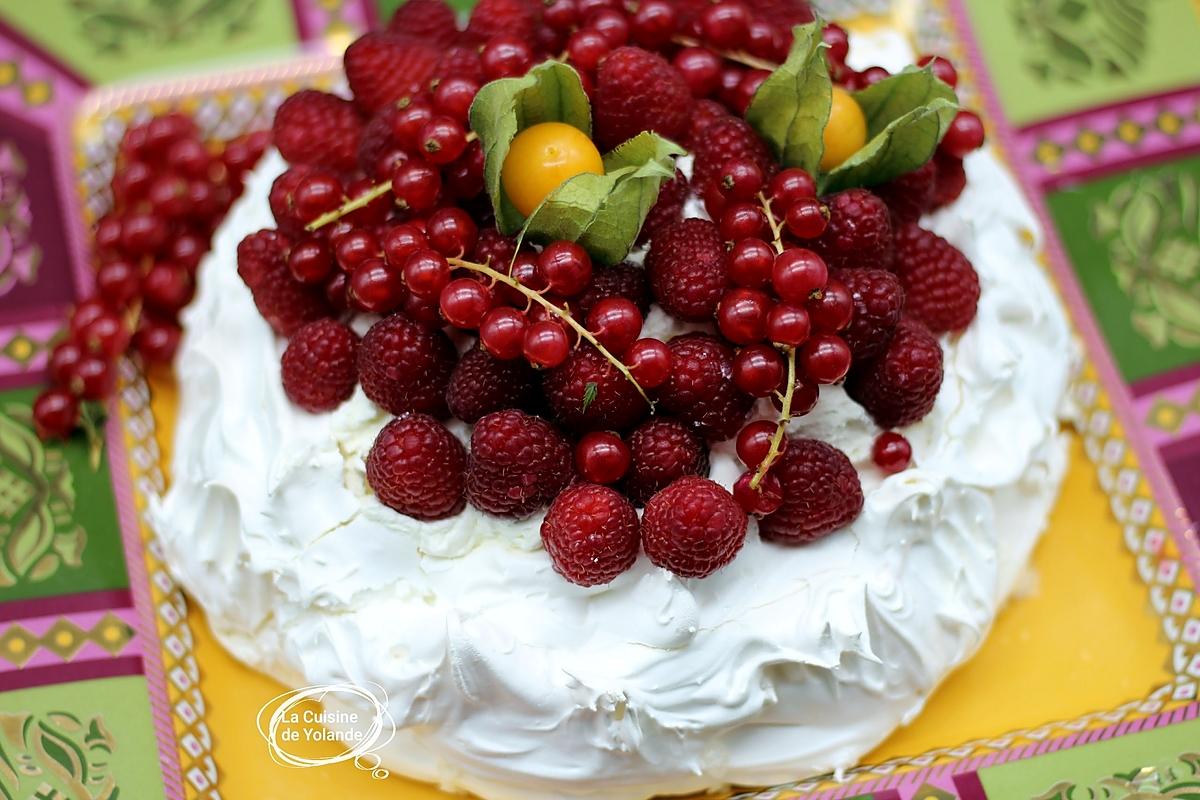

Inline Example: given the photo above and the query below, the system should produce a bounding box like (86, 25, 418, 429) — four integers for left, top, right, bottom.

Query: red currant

(799, 333, 851, 384)
(426, 207, 479, 257)
(702, 1, 750, 49)
(121, 213, 168, 255)
(733, 343, 785, 397)
(768, 168, 817, 211)
(728, 238, 775, 289)
(479, 306, 529, 360)
(390, 102, 434, 150)
(166, 137, 211, 178)
(773, 378, 820, 417)
(294, 171, 345, 220)
(142, 261, 194, 313)
(918, 54, 958, 88)
(382, 223, 428, 268)
(672, 47, 722, 97)
(718, 157, 766, 202)
(420, 115, 469, 166)
(716, 287, 771, 344)
(48, 342, 84, 387)
(538, 241, 592, 296)
(807, 279, 853, 332)
(523, 319, 571, 368)
(70, 355, 116, 401)
(440, 277, 494, 329)
(873, 431, 913, 474)
(587, 9, 629, 46)
(79, 310, 131, 358)
(433, 77, 480, 123)
(586, 297, 642, 356)
(481, 37, 534, 80)
(112, 160, 154, 205)
(335, 229, 381, 272)
(289, 238, 335, 285)
(732, 69, 770, 115)
(135, 314, 182, 365)
(96, 259, 142, 308)
(345, 177, 391, 226)
(350, 258, 407, 314)
(784, 198, 829, 239)
(146, 175, 190, 220)
(169, 232, 207, 271)
(733, 470, 783, 515)
(401, 292, 443, 328)
(624, 338, 671, 388)
(567, 29, 612, 72)
(746, 19, 784, 61)
(772, 248, 828, 304)
(719, 202, 767, 242)
(402, 249, 451, 302)
(822, 23, 850, 69)
(543, 0, 579, 30)
(765, 303, 811, 347)
(32, 389, 80, 440)
(941, 110, 985, 158)
(736, 419, 777, 467)
(631, 0, 676, 49)
(575, 431, 632, 484)
(445, 141, 486, 200)
(391, 161, 442, 213)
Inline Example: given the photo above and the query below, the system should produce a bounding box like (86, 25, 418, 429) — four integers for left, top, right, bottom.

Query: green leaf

(581, 382, 599, 414)
(744, 21, 830, 175)
(469, 61, 593, 235)
(521, 131, 684, 265)
(822, 67, 959, 193)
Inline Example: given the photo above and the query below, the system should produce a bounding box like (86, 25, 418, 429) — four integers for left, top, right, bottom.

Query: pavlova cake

(148, 0, 1074, 797)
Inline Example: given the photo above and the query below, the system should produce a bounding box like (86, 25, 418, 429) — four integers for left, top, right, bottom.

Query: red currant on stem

(439, 277, 494, 329)
(736, 419, 777, 468)
(433, 78, 480, 123)
(523, 320, 571, 368)
(587, 9, 629, 47)
(719, 202, 767, 242)
(586, 297, 642, 357)
(766, 303, 811, 347)
(772, 248, 828, 305)
(631, 0, 676, 49)
(481, 37, 534, 80)
(543, 0, 579, 30)
(807, 279, 853, 332)
(702, 1, 750, 49)
(426, 207, 478, 257)
(941, 110, 985, 158)
(479, 306, 529, 360)
(391, 161, 441, 214)
(134, 314, 182, 365)
(799, 333, 851, 384)
(575, 431, 632, 484)
(567, 29, 612, 72)
(289, 238, 335, 285)
(382, 223, 428, 268)
(784, 198, 829, 239)
(96, 259, 142, 308)
(142, 261, 194, 313)
(538, 241, 592, 297)
(79, 310, 131, 359)
(49, 342, 84, 387)
(917, 54, 958, 88)
(391, 102, 434, 150)
(335, 229, 381, 273)
(873, 431, 913, 474)
(624, 338, 671, 388)
(768, 168, 817, 211)
(419, 116, 468, 166)
(672, 47, 722, 97)
(733, 343, 785, 397)
(71, 355, 116, 401)
(733, 470, 783, 515)
(349, 258, 407, 314)
(728, 238, 775, 289)
(402, 249, 451, 302)
(719, 157, 766, 202)
(717, 287, 770, 344)
(33, 388, 80, 440)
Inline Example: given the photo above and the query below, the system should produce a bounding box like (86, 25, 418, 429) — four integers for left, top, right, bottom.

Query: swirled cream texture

(150, 34, 1075, 800)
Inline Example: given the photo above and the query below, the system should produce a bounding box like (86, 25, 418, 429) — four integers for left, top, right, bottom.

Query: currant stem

(750, 346, 795, 491)
(447, 256, 654, 407)
(758, 191, 785, 254)
(671, 35, 781, 72)
(305, 180, 392, 232)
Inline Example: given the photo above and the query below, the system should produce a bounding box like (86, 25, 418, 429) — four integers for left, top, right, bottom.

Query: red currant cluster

(33, 114, 267, 441)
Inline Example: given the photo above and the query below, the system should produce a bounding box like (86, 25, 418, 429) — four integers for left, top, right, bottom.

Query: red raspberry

(367, 413, 466, 520)
(272, 90, 363, 172)
(357, 105, 403, 178)
(931, 151, 966, 209)
(445, 345, 541, 423)
(690, 115, 776, 194)
(436, 45, 486, 85)
(467, 409, 575, 518)
(388, 0, 460, 48)
(834, 267, 906, 361)
(345, 32, 440, 113)
(593, 47, 692, 151)
(472, 227, 518, 267)
(811, 188, 894, 270)
(358, 313, 457, 417)
(642, 476, 747, 579)
(759, 438, 864, 544)
(891, 223, 980, 333)
(575, 263, 651, 319)
(268, 167, 311, 239)
(685, 99, 731, 148)
(647, 218, 729, 322)
(541, 484, 640, 586)
(465, 0, 540, 42)
(658, 333, 755, 441)
(873, 159, 937, 224)
(625, 417, 709, 505)
(845, 318, 944, 428)
(638, 169, 689, 245)
(752, 0, 815, 27)
(543, 345, 650, 433)
(236, 230, 332, 337)
(281, 319, 359, 413)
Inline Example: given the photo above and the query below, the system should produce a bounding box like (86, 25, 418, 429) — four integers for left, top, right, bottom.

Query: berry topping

(873, 159, 937, 225)
(576, 263, 652, 319)
(467, 409, 576, 518)
(891, 223, 980, 333)
(657, 333, 755, 441)
(387, 0, 459, 47)
(446, 345, 541, 423)
(625, 417, 709, 505)
(593, 46, 692, 151)
(690, 116, 776, 194)
(641, 476, 748, 579)
(872, 431, 913, 474)
(835, 267, 905, 360)
(236, 230, 333, 337)
(281, 319, 360, 413)
(344, 32, 439, 113)
(272, 90, 364, 172)
(759, 438, 863, 543)
(845, 318, 944, 428)
(544, 345, 649, 433)
(358, 313, 457, 417)
(811, 188, 894, 270)
(367, 413, 467, 521)
(541, 483, 641, 587)
(575, 431, 633, 485)
(647, 218, 729, 322)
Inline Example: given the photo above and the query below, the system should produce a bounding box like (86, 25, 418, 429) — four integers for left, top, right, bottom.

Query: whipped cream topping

(150, 32, 1075, 800)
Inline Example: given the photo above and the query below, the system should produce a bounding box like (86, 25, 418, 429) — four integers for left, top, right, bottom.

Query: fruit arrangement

(32, 115, 269, 451)
(63, 0, 991, 587)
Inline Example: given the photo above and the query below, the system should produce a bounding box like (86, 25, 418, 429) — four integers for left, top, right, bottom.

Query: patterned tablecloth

(0, 1, 1198, 799)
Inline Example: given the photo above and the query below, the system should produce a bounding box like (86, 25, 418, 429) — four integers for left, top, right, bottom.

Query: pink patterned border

(1134, 378, 1200, 448)
(945, 0, 1200, 586)
(0, 608, 142, 673)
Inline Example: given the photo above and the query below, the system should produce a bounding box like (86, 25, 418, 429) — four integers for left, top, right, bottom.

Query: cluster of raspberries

(235, 0, 987, 586)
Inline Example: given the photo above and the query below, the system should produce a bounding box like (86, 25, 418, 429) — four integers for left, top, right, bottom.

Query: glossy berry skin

(941, 110, 985, 158)
(335, 229, 380, 273)
(800, 333, 852, 384)
(367, 413, 467, 521)
(772, 248, 828, 305)
(918, 54, 958, 88)
(586, 297, 642, 357)
(623, 338, 672, 388)
(350, 258, 406, 314)
(481, 36, 534, 80)
(718, 158, 765, 202)
(575, 431, 632, 484)
(766, 303, 811, 347)
(78, 311, 130, 359)
(642, 476, 748, 579)
(433, 77, 480, 122)
(289, 238, 335, 285)
(419, 115, 468, 165)
(785, 198, 830, 239)
(425, 207, 478, 257)
(71, 356, 115, 401)
(96, 259, 141, 309)
(134, 314, 182, 365)
(538, 241, 593, 297)
(716, 288, 771, 345)
(402, 249, 451, 302)
(33, 389, 80, 440)
(701, 2, 750, 49)
(391, 161, 441, 213)
(735, 419, 777, 468)
(523, 320, 571, 369)
(873, 431, 913, 474)
(733, 471, 783, 516)
(728, 238, 775, 289)
(732, 344, 785, 397)
(439, 278, 493, 329)
(48, 343, 84, 387)
(673, 47, 722, 97)
(567, 29, 612, 72)
(759, 438, 864, 544)
(807, 279, 854, 333)
(768, 168, 818, 211)
(587, 9, 629, 46)
(382, 223, 428, 268)
(541, 483, 640, 586)
(142, 261, 194, 313)
(631, 0, 676, 49)
(719, 202, 767, 242)
(479, 306, 528, 361)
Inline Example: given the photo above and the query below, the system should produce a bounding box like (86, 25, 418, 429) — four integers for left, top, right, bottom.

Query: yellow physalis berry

(502, 122, 604, 217)
(820, 87, 867, 171)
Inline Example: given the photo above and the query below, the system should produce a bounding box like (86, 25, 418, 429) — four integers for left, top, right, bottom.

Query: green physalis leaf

(744, 21, 830, 176)
(521, 131, 684, 265)
(581, 381, 599, 413)
(821, 67, 958, 193)
(469, 61, 592, 235)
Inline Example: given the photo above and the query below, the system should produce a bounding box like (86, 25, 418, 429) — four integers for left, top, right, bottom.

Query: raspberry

(638, 169, 689, 245)
(268, 167, 311, 239)
(758, 438, 864, 544)
(593, 47, 692, 151)
(641, 476, 747, 579)
(435, 45, 486, 85)
(357, 105, 403, 178)
(685, 99, 731, 148)
(873, 159, 937, 224)
(658, 333, 755, 441)
(236, 230, 332, 337)
(344, 32, 439, 113)
(753, 0, 815, 27)
(281, 319, 359, 412)
(646, 218, 729, 322)
(891, 223, 980, 333)
(625, 417, 709, 505)
(541, 484, 640, 586)
(931, 151, 967, 209)
(272, 90, 363, 172)
(388, 0, 459, 48)
(575, 263, 651, 319)
(811, 188, 894, 270)
(845, 318, 944, 428)
(358, 313, 457, 417)
(835, 267, 906, 361)
(367, 413, 466, 520)
(690, 115, 775, 193)
(472, 227, 518, 267)
(543, 345, 649, 433)
(467, 409, 575, 518)
(465, 0, 539, 42)
(445, 345, 541, 423)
